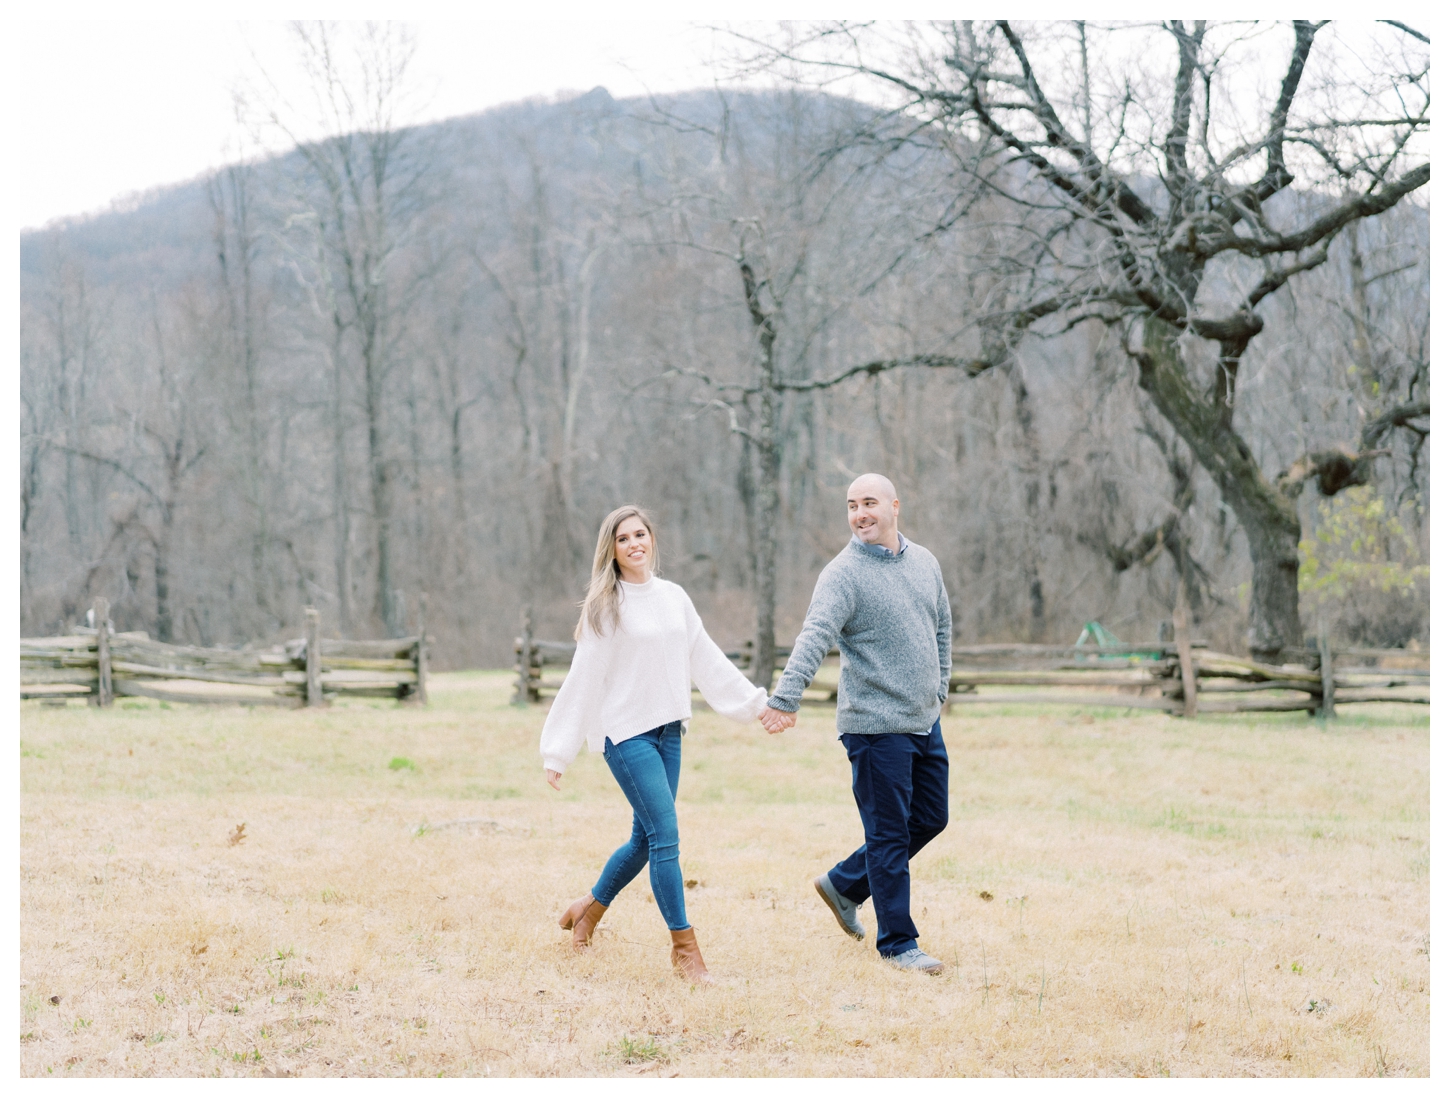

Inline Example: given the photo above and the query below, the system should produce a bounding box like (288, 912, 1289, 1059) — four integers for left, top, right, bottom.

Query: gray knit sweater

(768, 533, 952, 735)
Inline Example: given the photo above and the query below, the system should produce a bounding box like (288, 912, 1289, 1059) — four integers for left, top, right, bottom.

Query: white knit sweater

(539, 576, 768, 773)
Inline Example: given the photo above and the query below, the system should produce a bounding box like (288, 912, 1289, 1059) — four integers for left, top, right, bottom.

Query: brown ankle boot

(559, 894, 608, 951)
(558, 893, 594, 930)
(669, 927, 714, 985)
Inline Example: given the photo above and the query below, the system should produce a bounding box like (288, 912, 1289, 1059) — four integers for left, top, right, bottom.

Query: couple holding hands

(540, 474, 953, 984)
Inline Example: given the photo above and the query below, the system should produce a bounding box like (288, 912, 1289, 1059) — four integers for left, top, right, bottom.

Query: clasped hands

(760, 705, 796, 735)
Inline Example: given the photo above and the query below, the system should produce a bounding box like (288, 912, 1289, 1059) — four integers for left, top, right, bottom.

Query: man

(761, 474, 952, 974)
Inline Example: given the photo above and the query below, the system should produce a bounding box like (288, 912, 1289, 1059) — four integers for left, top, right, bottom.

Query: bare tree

(209, 158, 281, 633)
(248, 20, 434, 637)
(754, 19, 1429, 657)
(19, 240, 114, 629)
(50, 288, 213, 642)
(633, 90, 996, 683)
(18, 70, 1428, 661)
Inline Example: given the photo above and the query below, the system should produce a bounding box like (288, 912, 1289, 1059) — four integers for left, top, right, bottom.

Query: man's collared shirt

(852, 532, 909, 559)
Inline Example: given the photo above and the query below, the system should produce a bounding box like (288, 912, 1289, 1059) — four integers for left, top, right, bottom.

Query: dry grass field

(19, 671, 1429, 1077)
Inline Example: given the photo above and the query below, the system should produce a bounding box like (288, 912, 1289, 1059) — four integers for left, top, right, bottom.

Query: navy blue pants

(827, 720, 950, 956)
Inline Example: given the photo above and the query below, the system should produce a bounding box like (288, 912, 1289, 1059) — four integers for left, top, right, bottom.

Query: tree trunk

(64, 448, 84, 554)
(447, 399, 473, 644)
(736, 427, 758, 592)
(405, 361, 426, 598)
(450, 404, 467, 539)
(364, 325, 398, 636)
(213, 166, 272, 630)
(239, 237, 271, 627)
(155, 505, 174, 643)
(20, 433, 43, 623)
(739, 254, 782, 690)
(1134, 319, 1303, 658)
(1011, 368, 1048, 641)
(54, 279, 91, 557)
(330, 325, 353, 636)
(1345, 221, 1375, 379)
(561, 243, 601, 515)
(752, 385, 782, 689)
(369, 430, 396, 636)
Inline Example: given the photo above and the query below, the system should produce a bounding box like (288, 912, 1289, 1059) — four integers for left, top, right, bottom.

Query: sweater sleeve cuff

(542, 754, 569, 774)
(766, 694, 800, 713)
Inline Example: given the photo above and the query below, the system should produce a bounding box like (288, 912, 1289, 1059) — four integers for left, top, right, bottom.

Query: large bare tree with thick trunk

(754, 19, 1429, 658)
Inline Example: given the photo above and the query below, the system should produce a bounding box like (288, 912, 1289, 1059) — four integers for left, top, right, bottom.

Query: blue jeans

(591, 721, 689, 931)
(828, 721, 950, 956)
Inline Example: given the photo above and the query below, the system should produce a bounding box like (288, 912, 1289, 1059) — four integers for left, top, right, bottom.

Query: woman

(541, 504, 767, 984)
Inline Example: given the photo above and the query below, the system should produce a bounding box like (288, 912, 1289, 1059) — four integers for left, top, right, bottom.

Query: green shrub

(1299, 487, 1428, 645)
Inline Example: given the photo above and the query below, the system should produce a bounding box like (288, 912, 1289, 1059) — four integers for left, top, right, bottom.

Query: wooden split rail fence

(940, 642, 1427, 717)
(21, 598, 428, 708)
(514, 626, 1427, 718)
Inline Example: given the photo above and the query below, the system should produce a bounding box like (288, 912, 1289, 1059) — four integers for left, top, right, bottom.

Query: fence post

(1317, 628, 1336, 721)
(94, 597, 113, 708)
(305, 607, 323, 708)
(413, 592, 429, 706)
(1173, 580, 1197, 719)
(391, 589, 407, 639)
(514, 608, 534, 705)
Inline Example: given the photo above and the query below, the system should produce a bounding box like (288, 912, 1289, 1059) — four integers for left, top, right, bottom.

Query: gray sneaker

(813, 874, 866, 940)
(882, 947, 945, 975)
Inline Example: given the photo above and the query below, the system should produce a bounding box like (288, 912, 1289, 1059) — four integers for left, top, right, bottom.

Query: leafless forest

(19, 21, 1429, 668)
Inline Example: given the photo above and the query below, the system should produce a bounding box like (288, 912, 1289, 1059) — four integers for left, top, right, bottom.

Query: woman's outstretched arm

(683, 594, 768, 722)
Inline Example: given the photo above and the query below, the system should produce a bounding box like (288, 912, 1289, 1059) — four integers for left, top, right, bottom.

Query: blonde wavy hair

(575, 504, 658, 640)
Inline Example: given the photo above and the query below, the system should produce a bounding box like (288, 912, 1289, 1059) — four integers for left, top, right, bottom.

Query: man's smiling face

(847, 474, 900, 547)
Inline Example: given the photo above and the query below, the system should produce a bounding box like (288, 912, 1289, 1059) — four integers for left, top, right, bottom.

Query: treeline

(19, 79, 1429, 665)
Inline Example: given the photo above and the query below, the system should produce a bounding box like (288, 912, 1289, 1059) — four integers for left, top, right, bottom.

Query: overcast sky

(14, 9, 1397, 232)
(13, 18, 751, 231)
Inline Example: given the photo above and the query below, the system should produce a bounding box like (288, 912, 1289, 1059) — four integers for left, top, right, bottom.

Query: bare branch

(1196, 162, 1429, 260)
(1232, 20, 1322, 215)
(995, 21, 1157, 227)
(1361, 400, 1430, 448)
(1380, 20, 1428, 44)
(774, 353, 993, 392)
(46, 440, 164, 508)
(1245, 242, 1333, 309)
(1164, 21, 1206, 205)
(700, 398, 763, 447)
(655, 367, 759, 396)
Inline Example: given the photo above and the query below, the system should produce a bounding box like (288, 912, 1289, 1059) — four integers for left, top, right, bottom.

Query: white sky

(16, 7, 1420, 235)
(13, 17, 750, 231)
(19, 5, 1364, 232)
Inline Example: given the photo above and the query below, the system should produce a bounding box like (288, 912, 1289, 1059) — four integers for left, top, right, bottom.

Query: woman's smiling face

(613, 515, 653, 579)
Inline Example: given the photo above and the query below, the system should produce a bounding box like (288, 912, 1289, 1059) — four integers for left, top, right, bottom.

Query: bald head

(846, 473, 901, 550)
(848, 473, 897, 502)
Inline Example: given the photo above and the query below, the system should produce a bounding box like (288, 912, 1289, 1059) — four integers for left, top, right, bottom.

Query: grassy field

(19, 671, 1429, 1077)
